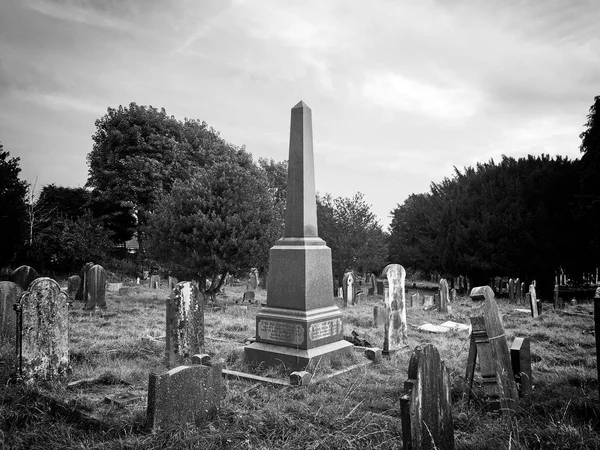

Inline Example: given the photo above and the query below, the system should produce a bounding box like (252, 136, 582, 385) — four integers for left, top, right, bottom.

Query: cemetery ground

(1, 283, 600, 449)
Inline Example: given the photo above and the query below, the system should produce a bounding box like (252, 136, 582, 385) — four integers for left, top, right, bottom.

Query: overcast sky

(1, 0, 598, 229)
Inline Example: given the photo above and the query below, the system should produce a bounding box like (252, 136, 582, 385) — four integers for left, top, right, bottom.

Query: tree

(258, 157, 288, 237)
(146, 147, 278, 297)
(0, 143, 28, 266)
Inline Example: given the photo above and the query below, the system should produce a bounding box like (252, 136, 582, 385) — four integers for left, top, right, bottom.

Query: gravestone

(244, 102, 353, 371)
(147, 363, 222, 430)
(11, 265, 40, 291)
(382, 264, 408, 352)
(400, 344, 455, 450)
(411, 293, 418, 308)
(150, 275, 160, 289)
(76, 262, 95, 302)
(594, 287, 600, 401)
(469, 285, 494, 301)
(67, 275, 80, 301)
(423, 295, 434, 308)
(166, 282, 204, 368)
(247, 268, 259, 290)
(465, 293, 518, 416)
(376, 280, 384, 295)
(342, 272, 355, 307)
(510, 337, 532, 397)
(18, 277, 69, 380)
(439, 279, 449, 313)
(450, 288, 456, 302)
(355, 289, 366, 305)
(528, 282, 538, 318)
(457, 275, 464, 295)
(85, 264, 107, 310)
(0, 281, 22, 343)
(373, 306, 383, 327)
(515, 278, 521, 301)
(168, 276, 178, 291)
(242, 291, 255, 303)
(508, 279, 515, 302)
(520, 282, 525, 301)
(369, 273, 377, 295)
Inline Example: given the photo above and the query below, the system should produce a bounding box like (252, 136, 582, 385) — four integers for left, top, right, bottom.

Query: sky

(1, 0, 598, 230)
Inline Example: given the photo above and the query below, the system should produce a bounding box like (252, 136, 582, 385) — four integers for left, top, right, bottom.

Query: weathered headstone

(510, 337, 532, 397)
(457, 275, 464, 295)
(0, 281, 22, 343)
(242, 291, 255, 303)
(400, 344, 455, 450)
(450, 288, 456, 302)
(382, 264, 408, 352)
(168, 276, 178, 291)
(376, 279, 384, 295)
(520, 282, 525, 301)
(166, 281, 204, 368)
(146, 363, 222, 430)
(553, 284, 560, 309)
(423, 295, 434, 308)
(410, 293, 418, 308)
(369, 273, 377, 295)
(18, 277, 69, 380)
(67, 275, 80, 301)
(469, 285, 494, 301)
(342, 272, 355, 307)
(247, 268, 259, 290)
(528, 282, 538, 318)
(76, 262, 95, 302)
(465, 293, 518, 416)
(244, 102, 353, 371)
(150, 274, 160, 289)
(508, 278, 515, 302)
(84, 264, 107, 310)
(373, 305, 383, 327)
(355, 289, 366, 305)
(11, 265, 40, 291)
(515, 278, 521, 301)
(439, 279, 449, 313)
(595, 287, 600, 400)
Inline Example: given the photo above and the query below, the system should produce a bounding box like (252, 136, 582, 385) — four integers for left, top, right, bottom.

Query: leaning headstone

(85, 264, 107, 310)
(11, 265, 40, 291)
(439, 279, 449, 313)
(0, 281, 22, 343)
(510, 337, 532, 397)
(465, 293, 518, 416)
(400, 344, 455, 450)
(150, 275, 160, 289)
(146, 363, 222, 430)
(469, 286, 494, 301)
(76, 262, 95, 301)
(528, 282, 538, 318)
(67, 275, 80, 301)
(166, 282, 204, 368)
(342, 272, 355, 307)
(18, 278, 69, 380)
(382, 264, 408, 352)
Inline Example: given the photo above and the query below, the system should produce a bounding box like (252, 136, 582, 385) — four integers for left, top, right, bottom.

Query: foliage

(146, 147, 278, 292)
(0, 143, 28, 266)
(317, 192, 388, 281)
(258, 157, 288, 238)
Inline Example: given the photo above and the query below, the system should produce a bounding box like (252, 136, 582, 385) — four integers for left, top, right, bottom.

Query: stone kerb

(146, 363, 222, 430)
(19, 277, 70, 380)
(0, 281, 22, 343)
(166, 281, 204, 368)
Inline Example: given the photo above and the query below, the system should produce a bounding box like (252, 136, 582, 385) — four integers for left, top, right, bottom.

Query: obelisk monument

(244, 101, 353, 371)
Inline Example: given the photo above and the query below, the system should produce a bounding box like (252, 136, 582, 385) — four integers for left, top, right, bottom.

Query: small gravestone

(511, 337, 532, 397)
(242, 291, 255, 303)
(450, 288, 456, 302)
(85, 264, 107, 310)
(515, 278, 522, 301)
(465, 294, 518, 416)
(508, 278, 515, 302)
(247, 268, 259, 290)
(355, 289, 366, 305)
(373, 305, 383, 327)
(19, 278, 69, 380)
(67, 275, 80, 301)
(0, 281, 22, 343)
(369, 273, 377, 295)
(376, 279, 384, 295)
(423, 295, 434, 308)
(146, 363, 222, 430)
(168, 276, 178, 291)
(520, 282, 525, 301)
(528, 282, 538, 318)
(11, 265, 40, 291)
(382, 264, 408, 352)
(411, 293, 418, 308)
(166, 282, 204, 368)
(400, 344, 455, 450)
(150, 275, 160, 289)
(439, 279, 449, 313)
(76, 262, 95, 302)
(106, 282, 122, 292)
(469, 285, 494, 301)
(553, 284, 561, 309)
(342, 272, 355, 307)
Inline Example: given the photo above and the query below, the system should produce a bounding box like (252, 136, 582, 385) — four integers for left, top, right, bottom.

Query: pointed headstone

(245, 102, 353, 371)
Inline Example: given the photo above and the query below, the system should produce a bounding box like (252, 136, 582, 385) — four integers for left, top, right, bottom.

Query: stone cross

(85, 264, 107, 310)
(0, 281, 22, 343)
(18, 277, 69, 380)
(166, 281, 204, 368)
(439, 278, 449, 313)
(400, 344, 455, 450)
(11, 265, 40, 291)
(382, 263, 407, 352)
(147, 362, 222, 430)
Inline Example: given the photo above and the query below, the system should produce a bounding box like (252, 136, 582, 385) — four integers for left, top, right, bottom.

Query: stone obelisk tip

(292, 100, 310, 110)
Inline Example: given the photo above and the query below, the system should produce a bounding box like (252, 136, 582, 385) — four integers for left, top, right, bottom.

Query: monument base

(244, 339, 354, 372)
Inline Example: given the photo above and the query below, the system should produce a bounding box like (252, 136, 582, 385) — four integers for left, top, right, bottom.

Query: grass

(0, 282, 599, 449)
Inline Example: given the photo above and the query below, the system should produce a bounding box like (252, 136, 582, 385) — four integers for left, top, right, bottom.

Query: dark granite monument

(244, 101, 353, 371)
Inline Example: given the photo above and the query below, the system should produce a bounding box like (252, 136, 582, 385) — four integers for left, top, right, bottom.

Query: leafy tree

(37, 185, 91, 221)
(258, 158, 288, 237)
(0, 143, 28, 266)
(146, 147, 278, 297)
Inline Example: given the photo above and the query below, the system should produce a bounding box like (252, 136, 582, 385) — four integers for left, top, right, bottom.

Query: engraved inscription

(309, 318, 342, 341)
(258, 320, 305, 346)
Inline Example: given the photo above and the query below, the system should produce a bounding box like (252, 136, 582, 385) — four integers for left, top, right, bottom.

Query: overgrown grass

(0, 282, 599, 449)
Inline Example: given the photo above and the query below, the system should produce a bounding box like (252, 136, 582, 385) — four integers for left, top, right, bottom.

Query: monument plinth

(244, 101, 353, 371)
